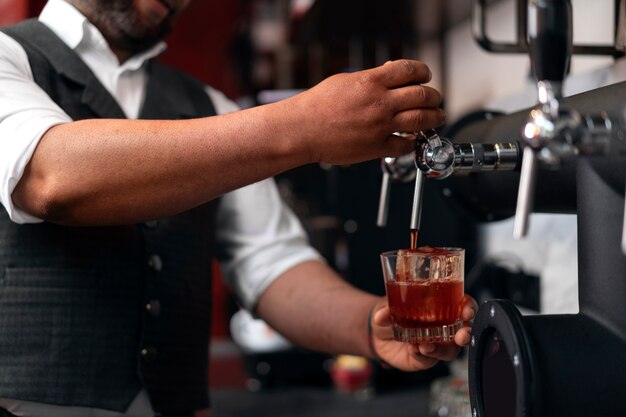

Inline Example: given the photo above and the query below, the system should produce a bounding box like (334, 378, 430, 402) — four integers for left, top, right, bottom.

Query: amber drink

(380, 247, 464, 344)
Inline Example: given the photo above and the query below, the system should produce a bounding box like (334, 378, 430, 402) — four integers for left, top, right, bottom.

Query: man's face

(75, 0, 192, 54)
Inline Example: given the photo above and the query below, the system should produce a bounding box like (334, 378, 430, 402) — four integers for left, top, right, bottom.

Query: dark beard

(83, 1, 173, 55)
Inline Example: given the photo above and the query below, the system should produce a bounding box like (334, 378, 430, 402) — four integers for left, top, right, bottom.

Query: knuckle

(413, 111, 426, 129)
(397, 59, 417, 76)
(416, 85, 428, 103)
(357, 71, 376, 87)
(371, 96, 388, 111)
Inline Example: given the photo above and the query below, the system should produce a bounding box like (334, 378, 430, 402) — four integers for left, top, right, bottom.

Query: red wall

(22, 0, 243, 99)
(0, 0, 28, 24)
(160, 1, 243, 99)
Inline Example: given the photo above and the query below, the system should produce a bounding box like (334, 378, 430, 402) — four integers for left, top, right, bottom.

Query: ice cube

(396, 249, 418, 281)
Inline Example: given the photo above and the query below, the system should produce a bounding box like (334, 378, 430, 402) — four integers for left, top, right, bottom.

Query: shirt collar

(38, 0, 167, 67)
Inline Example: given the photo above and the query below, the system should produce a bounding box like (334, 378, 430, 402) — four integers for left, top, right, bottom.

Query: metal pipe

(513, 147, 538, 239)
(453, 142, 520, 173)
(471, 0, 619, 56)
(410, 169, 425, 231)
(376, 171, 391, 227)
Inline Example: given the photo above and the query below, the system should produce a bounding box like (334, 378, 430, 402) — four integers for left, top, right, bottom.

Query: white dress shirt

(0, 1, 321, 415)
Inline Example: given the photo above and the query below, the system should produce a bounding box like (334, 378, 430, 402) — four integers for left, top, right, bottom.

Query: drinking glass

(380, 247, 465, 344)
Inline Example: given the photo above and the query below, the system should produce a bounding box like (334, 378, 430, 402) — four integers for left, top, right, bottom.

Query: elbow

(12, 175, 75, 224)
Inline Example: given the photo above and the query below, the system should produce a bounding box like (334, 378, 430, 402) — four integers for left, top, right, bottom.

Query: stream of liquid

(410, 228, 419, 250)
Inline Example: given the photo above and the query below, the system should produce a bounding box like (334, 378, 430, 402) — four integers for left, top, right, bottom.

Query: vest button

(148, 254, 163, 272)
(145, 299, 162, 317)
(140, 346, 158, 363)
(144, 220, 159, 229)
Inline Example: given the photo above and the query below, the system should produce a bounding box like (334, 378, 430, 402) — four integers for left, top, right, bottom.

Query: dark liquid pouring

(410, 228, 419, 250)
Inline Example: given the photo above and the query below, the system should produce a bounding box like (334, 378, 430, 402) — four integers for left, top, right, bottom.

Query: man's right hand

(277, 59, 445, 166)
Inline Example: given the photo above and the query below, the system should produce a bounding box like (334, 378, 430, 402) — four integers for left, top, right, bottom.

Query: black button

(148, 254, 163, 272)
(145, 299, 162, 317)
(140, 346, 158, 363)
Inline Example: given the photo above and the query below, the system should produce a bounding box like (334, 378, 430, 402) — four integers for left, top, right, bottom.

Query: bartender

(0, 0, 477, 416)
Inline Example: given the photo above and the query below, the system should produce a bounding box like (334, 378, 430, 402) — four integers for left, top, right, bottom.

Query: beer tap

(514, 0, 626, 242)
(377, 129, 520, 234)
(514, 0, 573, 238)
(464, 3, 626, 415)
(376, 132, 419, 228)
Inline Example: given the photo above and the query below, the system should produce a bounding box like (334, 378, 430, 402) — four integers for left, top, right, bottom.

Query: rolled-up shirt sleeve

(0, 32, 71, 223)
(215, 178, 323, 311)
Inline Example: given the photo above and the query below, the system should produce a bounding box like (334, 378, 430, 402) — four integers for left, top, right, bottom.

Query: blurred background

(1, 0, 623, 415)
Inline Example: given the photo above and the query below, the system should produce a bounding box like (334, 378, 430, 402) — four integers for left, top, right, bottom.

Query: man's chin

(122, 28, 170, 53)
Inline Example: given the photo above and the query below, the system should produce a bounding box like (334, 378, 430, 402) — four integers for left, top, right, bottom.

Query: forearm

(12, 102, 308, 225)
(10, 60, 444, 225)
(255, 260, 379, 358)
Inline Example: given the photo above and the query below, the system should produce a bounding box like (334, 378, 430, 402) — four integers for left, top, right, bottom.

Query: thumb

(373, 303, 392, 327)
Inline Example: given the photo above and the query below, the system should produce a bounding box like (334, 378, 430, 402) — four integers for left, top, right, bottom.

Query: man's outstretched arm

(11, 60, 444, 225)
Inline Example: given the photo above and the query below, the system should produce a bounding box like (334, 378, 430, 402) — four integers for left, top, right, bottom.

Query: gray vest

(0, 20, 220, 414)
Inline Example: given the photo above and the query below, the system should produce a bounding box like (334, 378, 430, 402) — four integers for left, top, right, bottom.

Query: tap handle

(376, 151, 418, 227)
(528, 0, 572, 83)
(410, 169, 426, 231)
(513, 147, 539, 239)
(377, 170, 392, 227)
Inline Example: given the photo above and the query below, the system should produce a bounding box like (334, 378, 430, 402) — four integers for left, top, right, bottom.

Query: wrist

(239, 102, 312, 170)
(280, 91, 326, 164)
